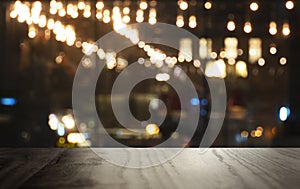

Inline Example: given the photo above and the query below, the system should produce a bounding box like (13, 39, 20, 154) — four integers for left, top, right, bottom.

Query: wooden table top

(0, 148, 299, 189)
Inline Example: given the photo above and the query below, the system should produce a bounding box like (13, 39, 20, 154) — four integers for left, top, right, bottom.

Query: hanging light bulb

(282, 23, 291, 36)
(148, 8, 156, 25)
(204, 1, 212, 10)
(96, 1, 104, 10)
(188, 15, 197, 28)
(285, 1, 294, 10)
(139, 1, 148, 10)
(227, 20, 236, 31)
(269, 44, 277, 55)
(244, 22, 252, 33)
(103, 9, 111, 23)
(78, 0, 85, 10)
(178, 0, 188, 11)
(250, 2, 259, 11)
(28, 25, 37, 38)
(136, 9, 144, 23)
(176, 15, 184, 27)
(269, 21, 277, 35)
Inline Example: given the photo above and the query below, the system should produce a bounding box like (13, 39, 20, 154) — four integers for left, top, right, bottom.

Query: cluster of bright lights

(53, 22, 76, 46)
(10, 1, 77, 47)
(48, 113, 75, 136)
(250, 126, 264, 138)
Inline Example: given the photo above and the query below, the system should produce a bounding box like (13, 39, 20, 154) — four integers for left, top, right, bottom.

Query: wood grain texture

(0, 148, 299, 189)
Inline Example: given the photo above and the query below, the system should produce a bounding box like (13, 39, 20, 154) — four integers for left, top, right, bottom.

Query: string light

(227, 20, 236, 31)
(204, 1, 212, 10)
(139, 1, 148, 10)
(269, 21, 277, 35)
(96, 1, 104, 10)
(285, 1, 294, 10)
(136, 9, 144, 23)
(176, 15, 184, 27)
(279, 57, 287, 65)
(178, 0, 188, 11)
(28, 25, 37, 38)
(148, 8, 157, 25)
(188, 15, 197, 28)
(244, 22, 252, 33)
(250, 2, 259, 11)
(282, 23, 291, 36)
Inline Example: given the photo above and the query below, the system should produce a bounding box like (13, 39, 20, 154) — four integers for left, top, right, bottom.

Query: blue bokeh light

(1, 97, 17, 106)
(190, 98, 200, 106)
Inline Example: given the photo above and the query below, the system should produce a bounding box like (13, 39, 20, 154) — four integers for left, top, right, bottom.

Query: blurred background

(0, 0, 300, 147)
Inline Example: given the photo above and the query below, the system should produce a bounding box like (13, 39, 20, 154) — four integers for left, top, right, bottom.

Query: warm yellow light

(227, 20, 235, 31)
(258, 58, 265, 66)
(205, 59, 227, 78)
(38, 15, 47, 28)
(282, 23, 291, 36)
(26, 17, 33, 25)
(286, 1, 294, 10)
(145, 124, 160, 135)
(236, 61, 248, 78)
(228, 58, 235, 65)
(96, 1, 104, 10)
(210, 52, 217, 59)
(224, 37, 238, 59)
(241, 130, 249, 138)
(249, 38, 262, 63)
(256, 126, 264, 132)
(28, 26, 37, 39)
(279, 57, 287, 65)
(103, 16, 111, 23)
(178, 0, 188, 11)
(204, 1, 212, 10)
(55, 2, 63, 10)
(139, 1, 148, 10)
(193, 59, 201, 68)
(269, 21, 277, 35)
(123, 7, 130, 14)
(96, 11, 103, 19)
(244, 22, 252, 33)
(188, 16, 197, 28)
(50, 7, 57, 15)
(58, 9, 66, 17)
(103, 9, 110, 16)
(254, 130, 262, 137)
(78, 1, 85, 10)
(250, 2, 259, 11)
(62, 114, 75, 129)
(123, 15, 131, 23)
(176, 15, 184, 27)
(10, 10, 18, 18)
(270, 46, 277, 55)
(55, 55, 63, 64)
(149, 17, 156, 25)
(83, 9, 91, 18)
(67, 133, 85, 143)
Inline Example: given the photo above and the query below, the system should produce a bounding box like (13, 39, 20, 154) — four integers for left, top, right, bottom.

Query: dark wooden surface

(0, 148, 299, 189)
